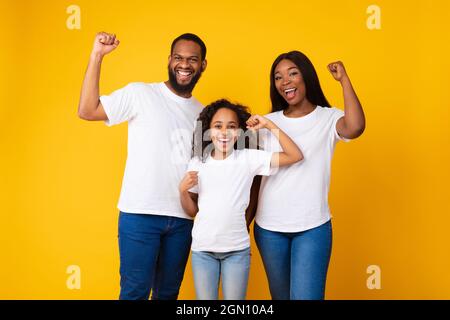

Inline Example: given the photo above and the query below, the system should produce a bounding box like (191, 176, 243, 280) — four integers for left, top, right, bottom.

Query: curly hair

(192, 99, 254, 162)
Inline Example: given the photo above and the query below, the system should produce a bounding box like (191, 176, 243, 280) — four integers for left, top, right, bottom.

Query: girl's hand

(179, 171, 198, 193)
(327, 61, 348, 82)
(246, 115, 273, 131)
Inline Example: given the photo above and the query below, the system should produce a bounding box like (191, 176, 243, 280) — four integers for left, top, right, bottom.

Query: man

(78, 31, 207, 300)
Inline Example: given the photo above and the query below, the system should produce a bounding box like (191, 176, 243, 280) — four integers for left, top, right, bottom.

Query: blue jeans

(254, 220, 332, 300)
(118, 211, 193, 300)
(191, 247, 251, 300)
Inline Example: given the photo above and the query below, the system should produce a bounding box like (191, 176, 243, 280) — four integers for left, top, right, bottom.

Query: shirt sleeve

(99, 83, 138, 127)
(331, 107, 351, 143)
(246, 149, 274, 176)
(187, 157, 200, 194)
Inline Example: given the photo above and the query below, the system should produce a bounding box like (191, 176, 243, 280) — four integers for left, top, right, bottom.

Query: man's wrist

(90, 52, 104, 63)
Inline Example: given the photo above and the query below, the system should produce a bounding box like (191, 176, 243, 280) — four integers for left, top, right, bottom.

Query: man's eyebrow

(173, 53, 200, 58)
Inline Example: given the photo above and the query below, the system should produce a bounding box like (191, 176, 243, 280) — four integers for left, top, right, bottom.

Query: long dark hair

(270, 51, 331, 112)
(192, 99, 254, 162)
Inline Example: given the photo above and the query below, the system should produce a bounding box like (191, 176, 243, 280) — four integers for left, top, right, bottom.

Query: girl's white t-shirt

(187, 149, 273, 252)
(100, 82, 203, 219)
(255, 106, 349, 233)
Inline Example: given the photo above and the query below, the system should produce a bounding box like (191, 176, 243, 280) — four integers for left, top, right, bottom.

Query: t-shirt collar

(160, 82, 195, 104)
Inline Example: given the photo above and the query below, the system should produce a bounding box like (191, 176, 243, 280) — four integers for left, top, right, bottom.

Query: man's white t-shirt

(100, 82, 203, 219)
(255, 106, 349, 233)
(187, 149, 273, 252)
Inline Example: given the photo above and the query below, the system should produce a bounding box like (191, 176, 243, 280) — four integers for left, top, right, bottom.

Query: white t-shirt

(255, 106, 349, 232)
(100, 82, 203, 219)
(187, 148, 273, 252)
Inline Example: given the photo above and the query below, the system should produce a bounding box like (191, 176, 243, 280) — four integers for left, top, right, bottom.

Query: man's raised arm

(78, 32, 119, 121)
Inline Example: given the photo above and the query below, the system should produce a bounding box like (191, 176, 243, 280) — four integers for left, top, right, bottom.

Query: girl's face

(274, 59, 307, 106)
(209, 108, 240, 155)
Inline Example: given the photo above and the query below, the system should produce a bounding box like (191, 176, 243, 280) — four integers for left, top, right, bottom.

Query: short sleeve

(100, 83, 138, 127)
(187, 157, 200, 193)
(246, 149, 273, 176)
(331, 108, 351, 143)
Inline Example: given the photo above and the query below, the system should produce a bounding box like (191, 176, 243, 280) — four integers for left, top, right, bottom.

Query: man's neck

(164, 81, 192, 98)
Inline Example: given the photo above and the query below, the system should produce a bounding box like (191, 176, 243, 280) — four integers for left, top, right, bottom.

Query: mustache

(168, 66, 203, 95)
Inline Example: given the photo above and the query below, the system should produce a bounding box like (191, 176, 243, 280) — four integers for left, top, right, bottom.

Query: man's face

(168, 40, 206, 95)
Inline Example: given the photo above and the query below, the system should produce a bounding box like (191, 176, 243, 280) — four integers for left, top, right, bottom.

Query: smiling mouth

(217, 138, 232, 147)
(176, 70, 193, 80)
(284, 88, 297, 99)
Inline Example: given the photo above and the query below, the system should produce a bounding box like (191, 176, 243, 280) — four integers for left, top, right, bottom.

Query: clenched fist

(91, 32, 120, 57)
(179, 171, 199, 193)
(327, 61, 348, 82)
(246, 114, 274, 131)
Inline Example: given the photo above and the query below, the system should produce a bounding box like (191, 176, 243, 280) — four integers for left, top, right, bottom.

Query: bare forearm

(341, 76, 365, 135)
(180, 191, 198, 217)
(78, 53, 103, 117)
(246, 115, 303, 166)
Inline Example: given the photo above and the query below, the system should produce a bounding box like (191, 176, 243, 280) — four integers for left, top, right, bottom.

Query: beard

(168, 66, 203, 95)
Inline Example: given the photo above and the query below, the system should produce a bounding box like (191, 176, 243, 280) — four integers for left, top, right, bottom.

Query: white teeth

(219, 138, 230, 142)
(177, 71, 192, 76)
(285, 88, 296, 94)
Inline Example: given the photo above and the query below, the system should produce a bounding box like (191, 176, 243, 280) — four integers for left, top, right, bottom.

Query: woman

(253, 51, 365, 300)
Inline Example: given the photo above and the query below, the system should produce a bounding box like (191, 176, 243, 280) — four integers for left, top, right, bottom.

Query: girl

(252, 51, 366, 300)
(179, 98, 303, 300)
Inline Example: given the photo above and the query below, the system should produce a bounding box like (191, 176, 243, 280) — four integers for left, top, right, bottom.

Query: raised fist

(327, 61, 348, 82)
(91, 32, 120, 57)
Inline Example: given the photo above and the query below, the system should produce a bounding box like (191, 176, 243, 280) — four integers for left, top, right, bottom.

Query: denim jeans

(254, 220, 332, 300)
(191, 247, 251, 300)
(118, 211, 193, 300)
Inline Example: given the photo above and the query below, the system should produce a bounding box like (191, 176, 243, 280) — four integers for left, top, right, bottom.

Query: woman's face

(274, 59, 307, 106)
(209, 108, 240, 155)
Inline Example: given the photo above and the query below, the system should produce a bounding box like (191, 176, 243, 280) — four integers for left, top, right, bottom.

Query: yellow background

(1, 0, 449, 299)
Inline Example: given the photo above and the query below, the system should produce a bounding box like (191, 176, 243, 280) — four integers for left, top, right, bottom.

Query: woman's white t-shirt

(255, 106, 349, 233)
(187, 149, 273, 252)
(100, 82, 203, 219)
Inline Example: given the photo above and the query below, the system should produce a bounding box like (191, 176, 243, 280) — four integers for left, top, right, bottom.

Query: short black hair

(192, 99, 252, 161)
(171, 33, 207, 61)
(270, 51, 331, 112)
